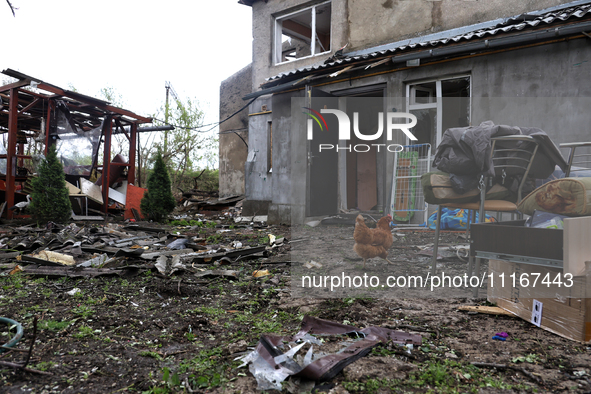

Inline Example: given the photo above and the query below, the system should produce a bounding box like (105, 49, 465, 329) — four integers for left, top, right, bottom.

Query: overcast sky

(2, 0, 253, 131)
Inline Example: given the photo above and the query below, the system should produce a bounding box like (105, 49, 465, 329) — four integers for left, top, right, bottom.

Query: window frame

(274, 1, 332, 65)
(406, 74, 472, 147)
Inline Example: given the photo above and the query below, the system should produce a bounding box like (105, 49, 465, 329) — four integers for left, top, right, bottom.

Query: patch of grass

(139, 351, 163, 360)
(72, 305, 94, 319)
(179, 347, 231, 390)
(343, 378, 400, 394)
(206, 234, 223, 244)
(39, 320, 73, 332)
(73, 325, 96, 339)
(33, 361, 58, 372)
(193, 306, 226, 317)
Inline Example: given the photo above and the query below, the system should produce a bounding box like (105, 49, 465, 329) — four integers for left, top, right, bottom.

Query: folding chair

(430, 135, 539, 296)
(560, 141, 591, 177)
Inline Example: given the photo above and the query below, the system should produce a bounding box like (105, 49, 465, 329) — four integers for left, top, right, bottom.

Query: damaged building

(219, 0, 591, 225)
(0, 69, 155, 219)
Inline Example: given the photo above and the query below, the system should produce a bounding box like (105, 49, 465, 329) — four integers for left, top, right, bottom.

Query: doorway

(339, 89, 385, 211)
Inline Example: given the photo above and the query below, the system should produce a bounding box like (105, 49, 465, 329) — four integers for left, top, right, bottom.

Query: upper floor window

(275, 1, 331, 64)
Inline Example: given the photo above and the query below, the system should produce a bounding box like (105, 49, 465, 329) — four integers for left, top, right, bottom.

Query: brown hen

(353, 214, 394, 268)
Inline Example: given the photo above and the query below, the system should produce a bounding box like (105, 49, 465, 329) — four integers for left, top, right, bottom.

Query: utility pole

(164, 81, 171, 154)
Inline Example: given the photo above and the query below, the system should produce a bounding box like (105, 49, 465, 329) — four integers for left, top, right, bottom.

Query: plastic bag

(428, 207, 496, 230)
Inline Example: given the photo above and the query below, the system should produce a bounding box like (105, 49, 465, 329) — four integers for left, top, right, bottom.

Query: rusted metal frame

(37, 82, 150, 123)
(0, 79, 31, 93)
(129, 123, 137, 186)
(104, 105, 151, 124)
(114, 118, 131, 143)
(6, 88, 18, 219)
(17, 140, 24, 171)
(90, 120, 108, 177)
(44, 100, 54, 153)
(137, 129, 142, 188)
(17, 97, 40, 115)
(101, 115, 113, 214)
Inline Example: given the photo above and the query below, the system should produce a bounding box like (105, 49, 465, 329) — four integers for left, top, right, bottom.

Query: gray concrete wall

(219, 64, 252, 197)
(248, 0, 575, 90)
(269, 38, 591, 223)
(244, 96, 273, 209)
(250, 0, 349, 89)
(268, 90, 305, 224)
(348, 0, 574, 50)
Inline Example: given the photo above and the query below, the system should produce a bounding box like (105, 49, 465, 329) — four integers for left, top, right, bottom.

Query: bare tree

(6, 0, 15, 16)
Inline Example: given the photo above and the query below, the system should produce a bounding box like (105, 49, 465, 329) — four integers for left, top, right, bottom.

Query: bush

(30, 145, 72, 224)
(140, 150, 176, 221)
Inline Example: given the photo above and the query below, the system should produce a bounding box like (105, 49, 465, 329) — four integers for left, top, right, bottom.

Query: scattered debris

(252, 269, 270, 278)
(457, 305, 515, 317)
(304, 260, 323, 269)
(237, 316, 422, 390)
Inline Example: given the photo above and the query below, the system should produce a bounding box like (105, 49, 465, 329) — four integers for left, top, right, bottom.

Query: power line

(153, 96, 257, 133)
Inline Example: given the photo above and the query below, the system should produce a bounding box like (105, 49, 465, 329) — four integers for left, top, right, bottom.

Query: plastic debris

(252, 269, 270, 278)
(304, 260, 323, 269)
(8, 265, 22, 275)
(78, 254, 109, 268)
(237, 315, 422, 388)
(155, 255, 186, 275)
(66, 288, 81, 296)
(32, 250, 76, 266)
(166, 238, 189, 250)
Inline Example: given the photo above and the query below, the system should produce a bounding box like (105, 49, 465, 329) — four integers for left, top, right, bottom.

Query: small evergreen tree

(141, 150, 176, 221)
(30, 145, 72, 223)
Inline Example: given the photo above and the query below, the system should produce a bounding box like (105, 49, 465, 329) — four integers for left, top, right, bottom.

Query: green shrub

(30, 145, 72, 223)
(140, 150, 176, 221)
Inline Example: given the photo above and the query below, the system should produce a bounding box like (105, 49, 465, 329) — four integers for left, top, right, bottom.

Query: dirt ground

(0, 217, 590, 394)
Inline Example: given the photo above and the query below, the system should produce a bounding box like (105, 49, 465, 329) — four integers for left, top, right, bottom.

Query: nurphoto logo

(304, 108, 418, 153)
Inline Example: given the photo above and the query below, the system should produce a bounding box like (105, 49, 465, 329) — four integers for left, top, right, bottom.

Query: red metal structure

(0, 69, 152, 218)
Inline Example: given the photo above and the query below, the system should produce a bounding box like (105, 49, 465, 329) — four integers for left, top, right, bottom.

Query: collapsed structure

(0, 69, 154, 219)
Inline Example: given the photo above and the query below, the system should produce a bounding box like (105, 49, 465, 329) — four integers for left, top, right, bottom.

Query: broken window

(275, 1, 331, 64)
(407, 76, 471, 148)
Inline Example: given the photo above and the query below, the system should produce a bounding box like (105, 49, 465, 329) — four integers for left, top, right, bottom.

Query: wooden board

(458, 305, 515, 317)
(65, 181, 81, 195)
(80, 177, 103, 204)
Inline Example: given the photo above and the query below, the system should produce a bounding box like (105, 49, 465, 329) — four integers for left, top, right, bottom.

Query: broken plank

(457, 306, 515, 317)
(72, 215, 104, 221)
(193, 270, 239, 280)
(179, 246, 267, 264)
(122, 225, 168, 233)
(141, 248, 195, 260)
(19, 265, 140, 278)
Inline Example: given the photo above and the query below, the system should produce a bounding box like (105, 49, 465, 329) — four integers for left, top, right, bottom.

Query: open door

(307, 87, 338, 217)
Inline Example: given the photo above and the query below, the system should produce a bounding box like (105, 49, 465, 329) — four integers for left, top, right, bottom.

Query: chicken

(353, 214, 394, 268)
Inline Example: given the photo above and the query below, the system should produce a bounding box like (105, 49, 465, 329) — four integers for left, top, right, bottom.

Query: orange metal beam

(101, 115, 113, 214)
(6, 88, 18, 219)
(0, 79, 31, 93)
(129, 123, 137, 186)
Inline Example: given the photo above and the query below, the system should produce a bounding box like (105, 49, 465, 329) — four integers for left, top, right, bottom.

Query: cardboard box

(488, 259, 591, 342)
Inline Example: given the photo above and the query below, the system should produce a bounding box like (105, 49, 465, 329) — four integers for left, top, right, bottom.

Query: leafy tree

(30, 145, 72, 223)
(140, 149, 176, 221)
(143, 95, 217, 192)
